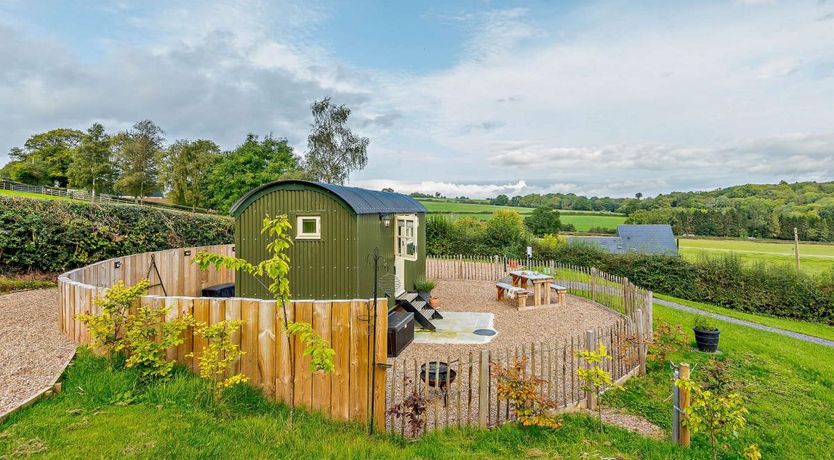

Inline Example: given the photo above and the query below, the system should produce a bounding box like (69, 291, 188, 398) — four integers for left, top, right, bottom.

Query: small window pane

(302, 219, 317, 234)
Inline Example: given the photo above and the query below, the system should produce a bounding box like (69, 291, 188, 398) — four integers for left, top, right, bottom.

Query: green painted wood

(235, 182, 426, 300)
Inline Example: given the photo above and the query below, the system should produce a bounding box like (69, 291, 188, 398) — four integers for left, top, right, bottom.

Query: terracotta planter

(430, 297, 439, 308)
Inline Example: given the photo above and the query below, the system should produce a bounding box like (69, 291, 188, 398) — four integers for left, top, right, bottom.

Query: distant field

(679, 237, 834, 276)
(0, 188, 78, 202)
(417, 199, 626, 231)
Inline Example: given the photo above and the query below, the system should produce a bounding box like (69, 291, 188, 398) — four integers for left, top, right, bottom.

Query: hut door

(394, 256, 405, 296)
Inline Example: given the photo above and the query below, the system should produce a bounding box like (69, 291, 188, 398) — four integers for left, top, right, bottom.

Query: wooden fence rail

(384, 256, 655, 436)
(58, 245, 387, 429)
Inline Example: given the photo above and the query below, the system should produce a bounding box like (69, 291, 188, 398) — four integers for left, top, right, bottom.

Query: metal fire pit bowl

(419, 361, 458, 406)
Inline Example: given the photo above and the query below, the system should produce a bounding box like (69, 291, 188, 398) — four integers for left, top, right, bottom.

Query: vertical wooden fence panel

(242, 299, 260, 385)
(294, 301, 315, 410)
(349, 300, 369, 423)
(259, 300, 276, 397)
(312, 301, 332, 415)
(330, 300, 351, 421)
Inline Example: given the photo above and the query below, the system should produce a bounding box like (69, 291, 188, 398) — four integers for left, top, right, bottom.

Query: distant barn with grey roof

(569, 224, 678, 255)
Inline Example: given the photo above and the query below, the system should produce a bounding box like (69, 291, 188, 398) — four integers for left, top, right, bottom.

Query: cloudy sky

(1, 0, 833, 198)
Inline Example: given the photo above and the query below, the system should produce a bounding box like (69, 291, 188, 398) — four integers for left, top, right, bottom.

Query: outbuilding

(229, 180, 428, 302)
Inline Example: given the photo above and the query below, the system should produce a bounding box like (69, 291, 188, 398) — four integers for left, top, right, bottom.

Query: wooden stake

(794, 227, 801, 271)
(679, 362, 691, 447)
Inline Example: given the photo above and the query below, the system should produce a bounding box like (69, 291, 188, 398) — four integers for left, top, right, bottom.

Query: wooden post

(635, 309, 646, 375)
(590, 267, 597, 302)
(794, 227, 801, 271)
(679, 363, 691, 447)
(584, 329, 597, 410)
(478, 349, 490, 428)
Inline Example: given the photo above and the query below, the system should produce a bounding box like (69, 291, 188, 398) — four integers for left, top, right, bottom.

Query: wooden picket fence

(383, 256, 653, 435)
(58, 244, 387, 428)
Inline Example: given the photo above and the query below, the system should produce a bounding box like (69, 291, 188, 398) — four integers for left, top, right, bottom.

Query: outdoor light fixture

(184, 250, 192, 256)
(114, 261, 121, 269)
(379, 213, 391, 227)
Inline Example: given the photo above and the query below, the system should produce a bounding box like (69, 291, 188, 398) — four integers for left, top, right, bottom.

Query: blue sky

(1, 0, 833, 198)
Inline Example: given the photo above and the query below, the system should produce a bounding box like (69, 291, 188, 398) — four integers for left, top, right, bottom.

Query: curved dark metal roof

(229, 180, 427, 216)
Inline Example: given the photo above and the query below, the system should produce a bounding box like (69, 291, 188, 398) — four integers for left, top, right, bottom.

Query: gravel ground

(0, 289, 75, 418)
(393, 279, 621, 362)
(386, 279, 623, 433)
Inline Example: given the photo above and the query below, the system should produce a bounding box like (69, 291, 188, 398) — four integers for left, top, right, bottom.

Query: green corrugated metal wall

(235, 183, 426, 300)
(235, 185, 358, 299)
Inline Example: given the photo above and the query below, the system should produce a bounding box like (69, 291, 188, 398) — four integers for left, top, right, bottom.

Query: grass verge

(654, 293, 834, 342)
(0, 277, 57, 294)
(1, 349, 696, 459)
(608, 304, 834, 459)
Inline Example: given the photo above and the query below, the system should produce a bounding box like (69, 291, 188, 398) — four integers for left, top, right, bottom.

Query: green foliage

(648, 320, 686, 365)
(191, 320, 248, 401)
(427, 211, 532, 257)
(491, 357, 561, 428)
(0, 195, 232, 274)
(304, 97, 369, 185)
(122, 298, 194, 381)
(0, 276, 56, 293)
(114, 120, 164, 199)
(159, 139, 221, 208)
(194, 215, 334, 374)
(413, 276, 436, 292)
(202, 133, 302, 211)
(1, 128, 83, 186)
(67, 123, 117, 193)
(286, 322, 336, 373)
(524, 206, 562, 236)
(77, 279, 150, 358)
(385, 376, 429, 437)
(576, 342, 620, 432)
(675, 378, 749, 460)
(692, 316, 719, 332)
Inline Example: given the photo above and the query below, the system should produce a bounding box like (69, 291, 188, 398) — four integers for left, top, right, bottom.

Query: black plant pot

(693, 328, 720, 353)
(417, 291, 432, 302)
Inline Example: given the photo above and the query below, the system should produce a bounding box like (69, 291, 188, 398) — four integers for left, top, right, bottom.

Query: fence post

(622, 277, 630, 313)
(590, 267, 597, 302)
(584, 329, 597, 410)
(679, 362, 691, 447)
(635, 309, 646, 375)
(478, 349, 490, 428)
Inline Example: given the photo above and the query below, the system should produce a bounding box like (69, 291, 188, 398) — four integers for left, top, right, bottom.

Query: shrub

(77, 279, 150, 361)
(675, 378, 749, 460)
(693, 316, 719, 332)
(122, 297, 194, 381)
(492, 357, 561, 428)
(576, 342, 619, 432)
(191, 320, 248, 402)
(413, 276, 436, 292)
(0, 195, 233, 274)
(386, 376, 429, 438)
(648, 320, 686, 365)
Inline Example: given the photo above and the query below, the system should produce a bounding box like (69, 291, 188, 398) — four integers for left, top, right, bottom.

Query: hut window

(395, 215, 418, 260)
(296, 216, 321, 240)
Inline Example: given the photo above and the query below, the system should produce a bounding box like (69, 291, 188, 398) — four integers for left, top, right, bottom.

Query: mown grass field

(2, 300, 833, 458)
(418, 200, 627, 231)
(679, 237, 834, 276)
(0, 189, 78, 202)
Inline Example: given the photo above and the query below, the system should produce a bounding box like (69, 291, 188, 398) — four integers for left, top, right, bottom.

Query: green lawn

(655, 293, 834, 342)
(0, 189, 79, 202)
(3, 303, 833, 458)
(0, 350, 694, 459)
(608, 303, 834, 460)
(0, 277, 56, 294)
(679, 237, 834, 276)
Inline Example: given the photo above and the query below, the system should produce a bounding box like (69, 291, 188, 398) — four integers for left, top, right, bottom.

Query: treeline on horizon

(419, 181, 834, 242)
(0, 98, 369, 213)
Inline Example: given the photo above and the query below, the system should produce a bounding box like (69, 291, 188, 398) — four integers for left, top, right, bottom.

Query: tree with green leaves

(1, 128, 83, 186)
(160, 139, 221, 209)
(202, 134, 301, 211)
(304, 97, 369, 185)
(524, 207, 562, 236)
(114, 120, 164, 199)
(68, 123, 117, 195)
(194, 215, 334, 424)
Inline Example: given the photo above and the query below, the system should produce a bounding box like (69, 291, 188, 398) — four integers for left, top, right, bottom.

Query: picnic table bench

(496, 281, 528, 309)
(550, 283, 567, 306)
(510, 270, 554, 306)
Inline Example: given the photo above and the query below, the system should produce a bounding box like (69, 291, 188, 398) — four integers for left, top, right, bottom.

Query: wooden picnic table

(509, 270, 554, 306)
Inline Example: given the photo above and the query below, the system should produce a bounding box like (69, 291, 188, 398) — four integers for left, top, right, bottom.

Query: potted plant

(414, 277, 436, 302)
(693, 316, 720, 353)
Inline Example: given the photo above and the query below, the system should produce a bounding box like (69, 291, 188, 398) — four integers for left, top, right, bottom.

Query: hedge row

(0, 196, 233, 274)
(533, 241, 834, 323)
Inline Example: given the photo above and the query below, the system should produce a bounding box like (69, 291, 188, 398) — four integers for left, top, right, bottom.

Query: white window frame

(395, 214, 419, 261)
(296, 215, 321, 240)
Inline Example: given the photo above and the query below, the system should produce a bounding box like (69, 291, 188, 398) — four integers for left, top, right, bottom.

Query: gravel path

(654, 298, 834, 349)
(0, 289, 75, 418)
